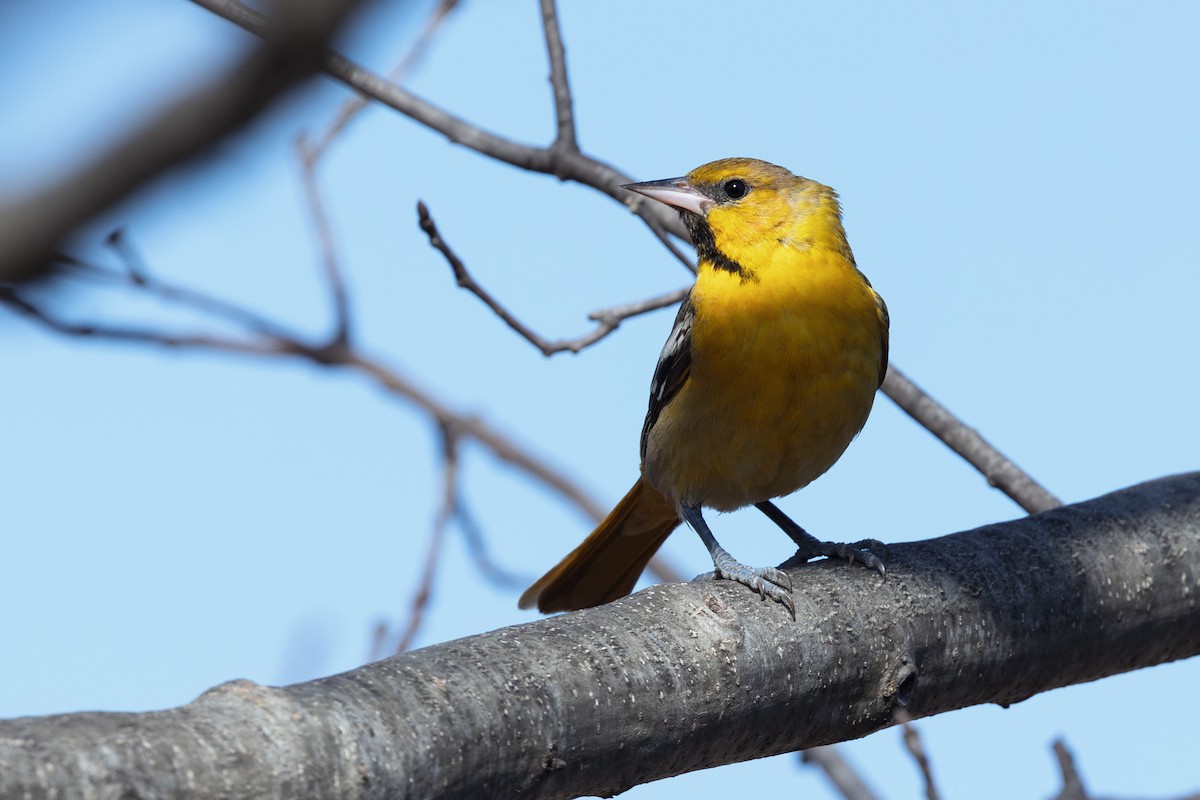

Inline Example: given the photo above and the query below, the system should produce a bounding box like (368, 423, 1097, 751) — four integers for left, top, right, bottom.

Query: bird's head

(623, 158, 847, 276)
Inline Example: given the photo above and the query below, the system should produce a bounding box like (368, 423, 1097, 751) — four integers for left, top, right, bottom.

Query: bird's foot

(789, 537, 888, 576)
(693, 544, 795, 617)
(754, 501, 887, 576)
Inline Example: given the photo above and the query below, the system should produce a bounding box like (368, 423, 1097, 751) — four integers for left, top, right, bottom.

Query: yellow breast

(642, 249, 883, 511)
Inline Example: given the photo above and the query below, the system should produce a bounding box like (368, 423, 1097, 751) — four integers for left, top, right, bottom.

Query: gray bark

(3, 473, 1198, 800)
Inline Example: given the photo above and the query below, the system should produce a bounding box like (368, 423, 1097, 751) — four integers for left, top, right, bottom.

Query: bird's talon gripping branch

(520, 159, 889, 616)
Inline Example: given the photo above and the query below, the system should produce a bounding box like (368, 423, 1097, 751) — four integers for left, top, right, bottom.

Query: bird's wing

(874, 290, 890, 387)
(640, 293, 694, 461)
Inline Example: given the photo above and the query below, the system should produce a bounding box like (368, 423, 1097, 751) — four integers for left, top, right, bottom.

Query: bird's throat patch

(684, 214, 752, 280)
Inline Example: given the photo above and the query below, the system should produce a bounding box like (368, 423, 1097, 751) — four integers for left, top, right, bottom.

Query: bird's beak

(621, 177, 711, 216)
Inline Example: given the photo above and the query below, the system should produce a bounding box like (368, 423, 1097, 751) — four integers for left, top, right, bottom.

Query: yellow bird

(519, 158, 889, 615)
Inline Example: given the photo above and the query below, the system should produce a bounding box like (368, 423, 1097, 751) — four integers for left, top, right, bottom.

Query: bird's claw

(794, 537, 887, 576)
(695, 548, 795, 617)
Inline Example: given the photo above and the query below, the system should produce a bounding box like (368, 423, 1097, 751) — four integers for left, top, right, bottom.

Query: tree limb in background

(0, 0, 365, 285)
(2, 474, 1197, 799)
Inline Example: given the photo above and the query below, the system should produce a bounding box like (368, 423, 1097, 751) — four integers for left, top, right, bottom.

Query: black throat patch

(683, 213, 750, 279)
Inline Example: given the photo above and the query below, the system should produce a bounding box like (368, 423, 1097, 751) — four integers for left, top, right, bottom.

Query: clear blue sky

(2, 2, 1198, 798)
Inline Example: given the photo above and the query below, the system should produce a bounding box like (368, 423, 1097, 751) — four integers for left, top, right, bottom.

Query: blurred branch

(895, 708, 942, 800)
(393, 424, 461, 654)
(0, 0, 365, 285)
(297, 135, 352, 346)
(0, 255, 606, 524)
(306, 0, 461, 163)
(1052, 739, 1090, 800)
(189, 0, 696, 271)
(452, 499, 528, 589)
(801, 746, 882, 800)
(417, 201, 685, 354)
(1047, 739, 1200, 800)
(4, 472, 1199, 798)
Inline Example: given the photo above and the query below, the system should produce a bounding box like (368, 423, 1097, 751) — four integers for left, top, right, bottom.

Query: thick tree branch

(3, 473, 1197, 799)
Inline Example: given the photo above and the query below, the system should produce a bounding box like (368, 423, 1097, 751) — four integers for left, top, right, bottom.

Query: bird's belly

(642, 310, 880, 511)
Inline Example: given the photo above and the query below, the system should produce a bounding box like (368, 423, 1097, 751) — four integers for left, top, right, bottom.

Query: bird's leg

(755, 500, 886, 575)
(681, 504, 794, 615)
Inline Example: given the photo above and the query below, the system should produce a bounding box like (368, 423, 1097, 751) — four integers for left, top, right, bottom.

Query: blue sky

(2, 2, 1198, 798)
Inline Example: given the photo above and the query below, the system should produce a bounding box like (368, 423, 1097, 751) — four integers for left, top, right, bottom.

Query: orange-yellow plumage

(521, 158, 888, 614)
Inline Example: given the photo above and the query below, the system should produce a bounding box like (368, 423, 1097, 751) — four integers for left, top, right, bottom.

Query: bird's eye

(722, 179, 749, 200)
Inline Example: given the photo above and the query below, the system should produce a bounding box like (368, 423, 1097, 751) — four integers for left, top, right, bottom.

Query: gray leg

(755, 500, 886, 575)
(681, 504, 794, 616)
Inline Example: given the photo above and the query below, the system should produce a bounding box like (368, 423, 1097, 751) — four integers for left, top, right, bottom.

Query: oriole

(519, 158, 888, 615)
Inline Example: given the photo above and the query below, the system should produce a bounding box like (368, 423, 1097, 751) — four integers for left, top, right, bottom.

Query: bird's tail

(519, 477, 680, 613)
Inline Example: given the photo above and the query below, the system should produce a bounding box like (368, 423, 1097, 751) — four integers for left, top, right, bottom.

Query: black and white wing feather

(640, 294, 694, 460)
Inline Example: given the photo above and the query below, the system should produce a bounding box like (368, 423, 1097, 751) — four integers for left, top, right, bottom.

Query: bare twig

(0, 288, 282, 357)
(394, 425, 461, 654)
(306, 0, 461, 162)
(801, 746, 882, 800)
(367, 620, 390, 663)
(540, 0, 577, 154)
(417, 201, 684, 354)
(452, 500, 528, 589)
(297, 135, 352, 346)
(895, 708, 942, 800)
(188, 0, 691, 247)
(59, 250, 292, 339)
(1052, 739, 1090, 800)
(883, 364, 1063, 513)
(0, 0, 364, 285)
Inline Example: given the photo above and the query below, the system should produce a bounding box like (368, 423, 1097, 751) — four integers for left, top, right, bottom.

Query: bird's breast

(642, 258, 883, 511)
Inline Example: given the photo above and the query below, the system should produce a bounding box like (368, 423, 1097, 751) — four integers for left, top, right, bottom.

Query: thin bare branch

(0, 0, 364, 285)
(882, 364, 1063, 513)
(297, 135, 352, 346)
(1052, 739, 1091, 800)
(0, 288, 283, 357)
(306, 0, 461, 162)
(895, 708, 942, 800)
(7, 274, 643, 582)
(452, 501, 529, 589)
(417, 201, 683, 354)
(540, 0, 577, 154)
(394, 425, 460, 654)
(800, 746, 882, 800)
(367, 620, 390, 663)
(345, 350, 607, 521)
(60, 250, 293, 339)
(189, 0, 691, 247)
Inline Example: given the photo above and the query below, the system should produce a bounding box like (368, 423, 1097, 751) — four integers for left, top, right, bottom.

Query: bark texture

(3, 473, 1198, 800)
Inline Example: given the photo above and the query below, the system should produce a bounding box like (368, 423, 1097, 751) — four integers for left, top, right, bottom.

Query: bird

(519, 157, 889, 615)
